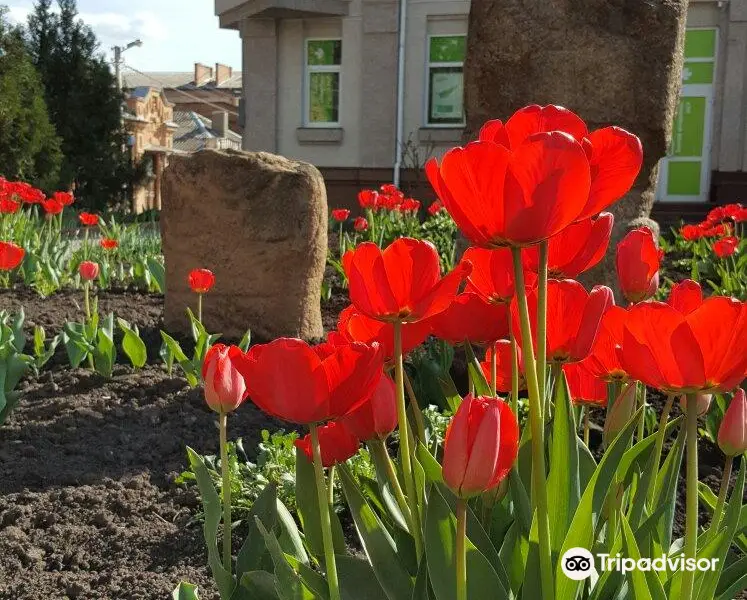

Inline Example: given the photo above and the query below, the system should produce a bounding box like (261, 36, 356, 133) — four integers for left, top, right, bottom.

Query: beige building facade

(216, 0, 747, 213)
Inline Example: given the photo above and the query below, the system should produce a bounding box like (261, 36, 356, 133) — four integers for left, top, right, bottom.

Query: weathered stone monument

(464, 0, 688, 287)
(161, 149, 327, 341)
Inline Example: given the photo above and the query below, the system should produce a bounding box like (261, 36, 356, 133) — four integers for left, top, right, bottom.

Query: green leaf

(33, 325, 45, 357)
(620, 513, 666, 600)
(715, 555, 747, 600)
(651, 423, 686, 557)
(173, 582, 200, 600)
(161, 331, 199, 387)
(463, 342, 492, 397)
(118, 318, 147, 368)
(412, 555, 430, 600)
(277, 499, 309, 565)
(416, 442, 443, 485)
(508, 468, 531, 536)
(338, 464, 413, 600)
(147, 257, 166, 293)
(236, 483, 278, 578)
(63, 322, 92, 368)
(437, 372, 462, 413)
(337, 555, 389, 600)
(93, 313, 116, 377)
(498, 521, 528, 597)
(234, 571, 280, 600)
(239, 329, 252, 352)
(10, 308, 24, 352)
(369, 442, 409, 532)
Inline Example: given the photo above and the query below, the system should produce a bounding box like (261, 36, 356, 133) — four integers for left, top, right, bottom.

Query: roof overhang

(217, 0, 349, 29)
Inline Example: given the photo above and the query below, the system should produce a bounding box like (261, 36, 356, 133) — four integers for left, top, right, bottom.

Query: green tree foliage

(0, 6, 62, 190)
(26, 0, 134, 210)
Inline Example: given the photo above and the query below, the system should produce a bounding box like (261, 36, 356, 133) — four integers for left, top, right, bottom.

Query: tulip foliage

(177, 105, 747, 600)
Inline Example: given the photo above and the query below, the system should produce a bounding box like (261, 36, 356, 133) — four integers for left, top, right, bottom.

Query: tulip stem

(645, 393, 675, 511)
(338, 222, 344, 258)
(219, 411, 232, 575)
(511, 248, 554, 600)
(310, 423, 341, 600)
(197, 294, 203, 323)
(394, 321, 424, 559)
(706, 456, 733, 544)
(370, 439, 414, 532)
(509, 324, 519, 416)
(537, 240, 548, 419)
(404, 371, 427, 443)
(456, 498, 467, 600)
(682, 394, 699, 600)
(83, 227, 89, 260)
(328, 465, 336, 507)
(84, 281, 94, 371)
(637, 383, 647, 442)
(583, 408, 590, 447)
(490, 341, 498, 397)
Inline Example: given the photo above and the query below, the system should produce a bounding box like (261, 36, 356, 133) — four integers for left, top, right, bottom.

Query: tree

(0, 6, 62, 190)
(26, 0, 133, 209)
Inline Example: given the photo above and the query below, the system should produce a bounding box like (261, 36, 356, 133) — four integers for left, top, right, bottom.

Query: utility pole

(112, 39, 143, 91)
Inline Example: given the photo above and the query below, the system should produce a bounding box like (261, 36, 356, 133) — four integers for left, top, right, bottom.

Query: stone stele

(464, 0, 688, 289)
(161, 149, 327, 341)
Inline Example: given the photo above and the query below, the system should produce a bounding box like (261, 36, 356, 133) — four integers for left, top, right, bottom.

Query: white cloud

(80, 10, 168, 47)
(5, 5, 31, 24)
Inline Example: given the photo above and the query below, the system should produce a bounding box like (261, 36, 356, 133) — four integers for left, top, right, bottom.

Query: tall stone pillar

(240, 18, 278, 152)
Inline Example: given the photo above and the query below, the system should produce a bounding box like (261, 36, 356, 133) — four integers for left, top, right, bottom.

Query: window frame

(425, 33, 466, 128)
(304, 37, 343, 128)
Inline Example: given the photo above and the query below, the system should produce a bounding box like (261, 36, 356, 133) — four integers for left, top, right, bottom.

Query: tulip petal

(667, 280, 703, 315)
(382, 238, 441, 312)
(462, 246, 516, 303)
(321, 342, 384, 418)
(461, 401, 501, 495)
(442, 395, 473, 494)
(345, 243, 401, 320)
(504, 104, 588, 148)
(478, 119, 510, 147)
(571, 285, 614, 362)
(409, 260, 471, 322)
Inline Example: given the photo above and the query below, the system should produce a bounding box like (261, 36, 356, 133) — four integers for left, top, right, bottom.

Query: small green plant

(62, 304, 117, 377)
(0, 309, 32, 425)
(117, 318, 148, 368)
(32, 325, 60, 371)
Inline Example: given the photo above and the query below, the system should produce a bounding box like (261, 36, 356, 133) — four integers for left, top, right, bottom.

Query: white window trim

(304, 37, 342, 129)
(424, 33, 466, 128)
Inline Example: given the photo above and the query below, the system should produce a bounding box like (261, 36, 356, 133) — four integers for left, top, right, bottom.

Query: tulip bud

(201, 344, 249, 414)
(616, 227, 660, 304)
(603, 384, 637, 446)
(340, 375, 398, 441)
(188, 268, 215, 294)
(79, 260, 99, 281)
(718, 388, 747, 456)
(679, 392, 712, 417)
(295, 421, 360, 467)
(442, 395, 519, 499)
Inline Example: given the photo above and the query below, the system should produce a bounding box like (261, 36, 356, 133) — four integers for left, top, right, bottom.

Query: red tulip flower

(400, 198, 421, 212)
(429, 292, 509, 345)
(343, 238, 470, 323)
(480, 340, 526, 393)
(563, 361, 608, 406)
(618, 298, 747, 393)
(713, 236, 739, 258)
(353, 217, 368, 232)
(331, 209, 351, 222)
(442, 394, 519, 498)
(295, 421, 360, 468)
(79, 212, 99, 227)
(52, 191, 74, 206)
(336, 305, 431, 362)
(461, 246, 529, 304)
(616, 227, 660, 304)
(242, 338, 384, 424)
(523, 213, 613, 278)
(201, 344, 250, 414)
(512, 279, 614, 363)
(358, 190, 379, 210)
(78, 261, 99, 281)
(680, 224, 702, 241)
(667, 279, 703, 315)
(188, 268, 215, 294)
(42, 198, 64, 215)
(718, 388, 747, 456)
(584, 306, 628, 381)
(0, 241, 25, 271)
(0, 197, 20, 214)
(100, 238, 118, 250)
(340, 374, 398, 441)
(428, 201, 444, 216)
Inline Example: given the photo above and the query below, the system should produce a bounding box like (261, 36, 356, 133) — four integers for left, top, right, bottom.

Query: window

(427, 35, 466, 126)
(305, 39, 342, 126)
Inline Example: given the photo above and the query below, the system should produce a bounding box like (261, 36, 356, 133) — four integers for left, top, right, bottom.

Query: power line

(121, 63, 241, 117)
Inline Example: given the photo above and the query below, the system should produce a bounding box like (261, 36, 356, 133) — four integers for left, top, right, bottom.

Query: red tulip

(242, 337, 383, 424)
(584, 306, 628, 381)
(442, 394, 519, 498)
(79, 212, 99, 227)
(680, 224, 702, 241)
(78, 261, 99, 281)
(188, 268, 215, 294)
(563, 361, 608, 406)
(52, 191, 74, 207)
(718, 388, 747, 456)
(667, 279, 703, 315)
(331, 209, 350, 222)
(100, 238, 118, 250)
(8, 182, 44, 204)
(0, 197, 20, 214)
(201, 344, 250, 413)
(511, 279, 614, 363)
(353, 217, 368, 232)
(616, 227, 660, 304)
(523, 213, 613, 278)
(480, 340, 526, 393)
(295, 421, 360, 467)
(426, 131, 591, 247)
(618, 299, 747, 393)
(479, 105, 589, 149)
(336, 305, 431, 362)
(42, 198, 64, 215)
(461, 246, 528, 304)
(0, 242, 25, 271)
(713, 236, 739, 258)
(340, 375, 398, 441)
(343, 238, 470, 323)
(400, 198, 421, 212)
(429, 292, 509, 345)
(358, 190, 379, 210)
(428, 201, 444, 216)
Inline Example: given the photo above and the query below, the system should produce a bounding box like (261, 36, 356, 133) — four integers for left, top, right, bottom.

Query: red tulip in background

(429, 292, 509, 345)
(79, 212, 99, 227)
(480, 340, 526, 393)
(242, 337, 383, 424)
(78, 261, 99, 281)
(667, 279, 704, 314)
(616, 227, 660, 304)
(563, 361, 608, 406)
(461, 246, 528, 303)
(331, 209, 350, 222)
(512, 279, 613, 363)
(42, 198, 64, 215)
(718, 388, 747, 456)
(0, 197, 20, 214)
(343, 238, 470, 323)
(584, 305, 628, 381)
(0, 241, 25, 270)
(353, 217, 368, 232)
(202, 344, 250, 414)
(336, 305, 431, 362)
(52, 191, 74, 207)
(681, 224, 701, 241)
(100, 238, 118, 250)
(713, 236, 739, 258)
(442, 394, 519, 498)
(618, 298, 747, 393)
(400, 198, 421, 213)
(188, 268, 216, 294)
(340, 374, 398, 441)
(358, 190, 379, 210)
(428, 201, 444, 216)
(523, 213, 613, 278)
(295, 421, 360, 468)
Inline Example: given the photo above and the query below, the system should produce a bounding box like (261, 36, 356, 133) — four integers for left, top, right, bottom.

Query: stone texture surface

(464, 0, 686, 291)
(161, 149, 327, 341)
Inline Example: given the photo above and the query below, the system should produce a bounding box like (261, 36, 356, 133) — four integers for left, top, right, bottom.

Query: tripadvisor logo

(560, 548, 718, 581)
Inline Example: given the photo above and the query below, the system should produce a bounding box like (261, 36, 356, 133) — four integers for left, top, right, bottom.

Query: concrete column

(240, 18, 279, 152)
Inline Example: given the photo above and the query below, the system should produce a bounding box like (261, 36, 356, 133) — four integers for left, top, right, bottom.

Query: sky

(5, 0, 243, 72)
